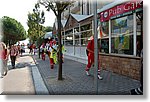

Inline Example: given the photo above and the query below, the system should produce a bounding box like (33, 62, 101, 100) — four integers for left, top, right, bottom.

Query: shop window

(74, 27, 80, 46)
(99, 21, 109, 53)
(80, 24, 92, 46)
(136, 11, 143, 57)
(111, 15, 133, 55)
(65, 34, 73, 46)
(64, 29, 73, 46)
(81, 30, 92, 46)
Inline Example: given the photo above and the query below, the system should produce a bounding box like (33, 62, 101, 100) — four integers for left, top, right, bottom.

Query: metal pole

(93, 0, 98, 94)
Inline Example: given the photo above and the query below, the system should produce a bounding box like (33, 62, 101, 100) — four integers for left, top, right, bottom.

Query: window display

(111, 15, 133, 55)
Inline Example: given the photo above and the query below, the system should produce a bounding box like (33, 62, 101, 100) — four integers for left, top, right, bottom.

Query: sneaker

(86, 71, 90, 76)
(98, 75, 103, 80)
(0, 75, 3, 78)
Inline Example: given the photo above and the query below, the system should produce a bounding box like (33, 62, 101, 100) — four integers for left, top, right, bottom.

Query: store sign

(100, 0, 143, 22)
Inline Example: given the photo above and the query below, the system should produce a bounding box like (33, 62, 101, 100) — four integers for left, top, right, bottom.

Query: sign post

(93, 1, 98, 94)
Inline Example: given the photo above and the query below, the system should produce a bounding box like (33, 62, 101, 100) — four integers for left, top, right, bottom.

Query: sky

(0, 0, 56, 31)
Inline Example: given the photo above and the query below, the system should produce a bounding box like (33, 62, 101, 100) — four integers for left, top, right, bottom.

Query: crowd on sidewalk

(0, 41, 28, 78)
(38, 38, 66, 69)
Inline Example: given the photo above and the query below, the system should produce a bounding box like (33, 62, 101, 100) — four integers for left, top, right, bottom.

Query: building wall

(62, 0, 143, 81)
(61, 0, 115, 19)
(99, 54, 142, 80)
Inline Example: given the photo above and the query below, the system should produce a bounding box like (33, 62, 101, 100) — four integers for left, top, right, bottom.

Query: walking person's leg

(97, 56, 103, 80)
(0, 59, 4, 78)
(11, 56, 16, 68)
(3, 59, 8, 76)
(50, 58, 54, 69)
(10, 56, 14, 68)
(85, 53, 92, 76)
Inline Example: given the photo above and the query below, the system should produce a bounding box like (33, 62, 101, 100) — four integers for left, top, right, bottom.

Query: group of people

(17, 43, 25, 56)
(28, 43, 36, 55)
(39, 38, 66, 69)
(38, 36, 103, 79)
(0, 42, 21, 78)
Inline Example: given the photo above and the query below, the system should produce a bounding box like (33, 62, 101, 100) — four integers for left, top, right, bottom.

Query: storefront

(98, 0, 143, 80)
(62, 13, 93, 63)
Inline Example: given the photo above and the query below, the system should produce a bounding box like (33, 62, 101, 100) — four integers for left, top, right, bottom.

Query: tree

(39, 0, 74, 80)
(45, 26, 53, 32)
(27, 3, 45, 43)
(2, 16, 26, 45)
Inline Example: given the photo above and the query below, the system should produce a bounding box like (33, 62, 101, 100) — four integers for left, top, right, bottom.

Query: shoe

(0, 76, 3, 78)
(98, 75, 103, 80)
(86, 71, 90, 76)
(51, 65, 54, 69)
(130, 87, 143, 95)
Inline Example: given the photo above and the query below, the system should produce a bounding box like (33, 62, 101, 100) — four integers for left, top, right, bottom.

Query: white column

(109, 19, 111, 54)
(133, 13, 137, 56)
(79, 23, 81, 57)
(73, 28, 75, 55)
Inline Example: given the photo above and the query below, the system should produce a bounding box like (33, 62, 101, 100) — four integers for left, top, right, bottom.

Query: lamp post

(93, 0, 98, 94)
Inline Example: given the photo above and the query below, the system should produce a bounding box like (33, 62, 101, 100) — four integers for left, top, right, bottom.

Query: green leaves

(2, 16, 27, 45)
(27, 3, 45, 42)
(39, 0, 73, 16)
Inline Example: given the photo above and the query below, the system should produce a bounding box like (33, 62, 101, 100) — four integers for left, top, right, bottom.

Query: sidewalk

(33, 55, 141, 95)
(0, 54, 35, 95)
(0, 52, 49, 95)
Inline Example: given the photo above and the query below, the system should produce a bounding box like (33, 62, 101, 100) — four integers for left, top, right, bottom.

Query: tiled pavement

(32, 54, 141, 95)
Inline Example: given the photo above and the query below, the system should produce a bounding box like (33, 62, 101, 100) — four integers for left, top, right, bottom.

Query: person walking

(0, 42, 9, 78)
(85, 36, 103, 80)
(40, 43, 46, 61)
(47, 40, 57, 69)
(10, 45, 18, 69)
(33, 43, 36, 55)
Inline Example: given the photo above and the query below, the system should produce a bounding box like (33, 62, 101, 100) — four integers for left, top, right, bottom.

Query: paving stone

(32, 55, 141, 95)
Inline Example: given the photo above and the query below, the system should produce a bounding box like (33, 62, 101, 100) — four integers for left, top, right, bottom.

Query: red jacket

(87, 39, 94, 53)
(0, 49, 7, 60)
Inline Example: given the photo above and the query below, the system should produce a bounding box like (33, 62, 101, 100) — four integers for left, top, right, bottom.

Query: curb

(30, 55, 49, 95)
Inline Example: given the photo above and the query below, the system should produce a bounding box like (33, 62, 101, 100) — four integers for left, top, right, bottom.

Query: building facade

(97, 0, 143, 80)
(53, 0, 143, 80)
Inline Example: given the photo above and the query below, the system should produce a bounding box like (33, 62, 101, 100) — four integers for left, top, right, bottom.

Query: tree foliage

(44, 26, 53, 32)
(38, 0, 74, 80)
(27, 3, 45, 43)
(2, 16, 27, 45)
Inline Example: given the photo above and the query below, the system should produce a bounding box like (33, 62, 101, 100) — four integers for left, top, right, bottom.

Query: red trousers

(48, 52, 54, 69)
(86, 53, 100, 73)
(41, 53, 45, 60)
(50, 58, 54, 69)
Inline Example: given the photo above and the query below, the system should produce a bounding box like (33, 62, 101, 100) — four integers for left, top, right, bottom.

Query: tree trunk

(57, 11, 63, 80)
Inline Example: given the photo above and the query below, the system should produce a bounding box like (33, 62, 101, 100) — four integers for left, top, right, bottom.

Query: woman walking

(0, 42, 9, 78)
(10, 45, 18, 69)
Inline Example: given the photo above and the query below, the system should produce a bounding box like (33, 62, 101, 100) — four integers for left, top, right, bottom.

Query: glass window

(81, 30, 92, 46)
(64, 29, 73, 46)
(74, 27, 80, 46)
(80, 24, 92, 46)
(111, 15, 133, 55)
(136, 11, 143, 57)
(65, 34, 73, 46)
(99, 21, 109, 53)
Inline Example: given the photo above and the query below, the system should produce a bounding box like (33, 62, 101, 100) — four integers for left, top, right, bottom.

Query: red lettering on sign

(100, 0, 143, 22)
